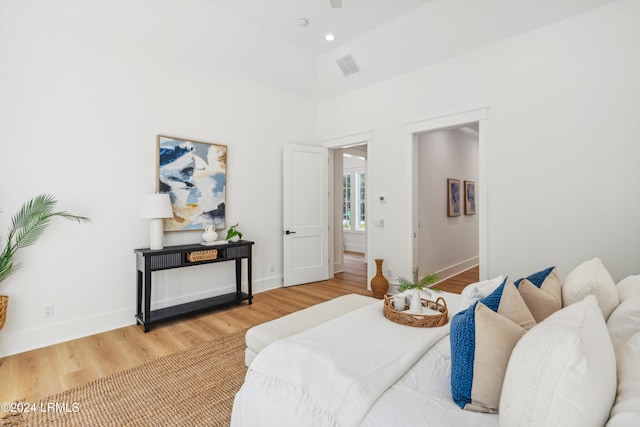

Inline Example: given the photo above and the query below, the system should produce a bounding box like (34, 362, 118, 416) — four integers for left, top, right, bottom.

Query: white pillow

(607, 331, 640, 426)
(616, 275, 640, 303)
(455, 275, 504, 314)
(562, 257, 619, 320)
(607, 295, 640, 355)
(499, 295, 616, 427)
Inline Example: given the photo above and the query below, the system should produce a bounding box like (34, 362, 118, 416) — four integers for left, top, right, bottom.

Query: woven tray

(187, 249, 218, 262)
(383, 294, 449, 328)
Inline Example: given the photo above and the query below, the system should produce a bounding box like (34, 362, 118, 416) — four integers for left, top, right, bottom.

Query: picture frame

(464, 180, 476, 215)
(156, 135, 227, 231)
(447, 178, 461, 217)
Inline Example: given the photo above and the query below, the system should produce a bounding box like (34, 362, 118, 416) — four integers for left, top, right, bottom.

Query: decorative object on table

(157, 135, 227, 231)
(225, 223, 243, 242)
(0, 194, 90, 331)
(392, 294, 406, 311)
(397, 266, 440, 313)
(447, 178, 461, 217)
(202, 225, 218, 244)
(464, 180, 476, 215)
(140, 193, 173, 250)
(383, 294, 449, 327)
(187, 249, 218, 262)
(370, 258, 390, 299)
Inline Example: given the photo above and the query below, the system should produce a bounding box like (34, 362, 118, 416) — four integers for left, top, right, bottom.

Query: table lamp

(140, 193, 173, 250)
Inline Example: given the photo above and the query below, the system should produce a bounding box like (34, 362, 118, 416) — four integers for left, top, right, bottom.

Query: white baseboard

(0, 308, 134, 358)
(344, 243, 366, 253)
(0, 276, 284, 358)
(387, 257, 479, 295)
(436, 257, 479, 283)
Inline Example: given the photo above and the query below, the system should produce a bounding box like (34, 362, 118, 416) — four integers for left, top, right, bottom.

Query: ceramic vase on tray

(410, 289, 422, 313)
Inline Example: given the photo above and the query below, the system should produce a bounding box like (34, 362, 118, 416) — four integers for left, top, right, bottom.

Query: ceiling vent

(336, 53, 360, 77)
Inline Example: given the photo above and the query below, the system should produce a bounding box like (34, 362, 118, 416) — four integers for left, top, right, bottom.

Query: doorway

(323, 131, 373, 282)
(416, 125, 479, 281)
(330, 144, 368, 277)
(406, 108, 488, 280)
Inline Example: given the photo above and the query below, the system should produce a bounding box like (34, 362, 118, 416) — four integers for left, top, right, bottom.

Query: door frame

(323, 131, 373, 280)
(405, 108, 489, 280)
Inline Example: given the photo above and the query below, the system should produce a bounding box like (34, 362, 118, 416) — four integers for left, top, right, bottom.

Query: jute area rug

(1, 329, 248, 427)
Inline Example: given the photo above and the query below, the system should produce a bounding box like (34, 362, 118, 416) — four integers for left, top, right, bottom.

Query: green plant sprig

(397, 266, 440, 293)
(225, 223, 243, 241)
(0, 194, 90, 284)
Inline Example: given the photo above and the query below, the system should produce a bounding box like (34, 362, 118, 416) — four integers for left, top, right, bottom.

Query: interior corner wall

(0, 0, 316, 357)
(332, 149, 345, 273)
(318, 0, 640, 284)
(417, 129, 479, 279)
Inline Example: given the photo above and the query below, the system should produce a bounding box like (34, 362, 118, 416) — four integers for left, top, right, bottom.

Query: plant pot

(371, 259, 389, 299)
(0, 295, 8, 331)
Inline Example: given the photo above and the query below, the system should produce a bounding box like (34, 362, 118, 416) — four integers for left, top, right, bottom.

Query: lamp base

(149, 218, 165, 250)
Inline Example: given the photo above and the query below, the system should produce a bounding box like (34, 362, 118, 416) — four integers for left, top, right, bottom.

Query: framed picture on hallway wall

(464, 180, 476, 215)
(447, 178, 461, 217)
(156, 135, 227, 231)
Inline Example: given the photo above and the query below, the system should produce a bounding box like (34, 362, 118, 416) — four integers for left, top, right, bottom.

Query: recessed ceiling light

(325, 33, 335, 42)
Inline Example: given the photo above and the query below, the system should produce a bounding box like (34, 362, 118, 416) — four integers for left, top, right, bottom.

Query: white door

(283, 143, 329, 286)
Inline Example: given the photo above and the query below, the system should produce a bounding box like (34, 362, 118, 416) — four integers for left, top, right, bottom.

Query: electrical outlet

(269, 264, 275, 273)
(388, 267, 392, 278)
(43, 304, 54, 318)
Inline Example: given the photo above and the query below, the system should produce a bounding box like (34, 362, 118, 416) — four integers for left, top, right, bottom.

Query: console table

(134, 240, 254, 332)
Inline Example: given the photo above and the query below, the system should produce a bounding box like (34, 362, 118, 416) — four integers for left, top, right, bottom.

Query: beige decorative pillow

(562, 257, 619, 320)
(450, 279, 536, 413)
(517, 267, 562, 322)
(465, 302, 528, 412)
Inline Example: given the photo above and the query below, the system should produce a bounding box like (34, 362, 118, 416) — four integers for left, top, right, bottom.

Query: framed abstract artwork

(464, 180, 476, 215)
(447, 178, 461, 217)
(156, 135, 227, 231)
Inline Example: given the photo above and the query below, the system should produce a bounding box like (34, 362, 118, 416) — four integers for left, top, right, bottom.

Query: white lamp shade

(140, 193, 173, 219)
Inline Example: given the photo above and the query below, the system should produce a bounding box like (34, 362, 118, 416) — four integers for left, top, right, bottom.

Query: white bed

(232, 291, 498, 427)
(232, 265, 640, 427)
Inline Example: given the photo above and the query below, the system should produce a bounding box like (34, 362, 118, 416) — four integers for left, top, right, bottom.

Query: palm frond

(1, 194, 90, 285)
(396, 266, 440, 293)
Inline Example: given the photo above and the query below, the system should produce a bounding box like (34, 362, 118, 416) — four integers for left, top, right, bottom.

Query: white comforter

(232, 293, 499, 427)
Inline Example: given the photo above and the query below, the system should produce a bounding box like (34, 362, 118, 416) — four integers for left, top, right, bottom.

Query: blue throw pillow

(514, 266, 555, 287)
(450, 278, 536, 412)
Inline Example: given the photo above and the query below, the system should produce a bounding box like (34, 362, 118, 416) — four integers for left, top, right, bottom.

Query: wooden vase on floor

(371, 259, 389, 299)
(0, 295, 8, 331)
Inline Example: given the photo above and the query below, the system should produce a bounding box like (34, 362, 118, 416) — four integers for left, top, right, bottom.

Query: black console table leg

(247, 248, 253, 304)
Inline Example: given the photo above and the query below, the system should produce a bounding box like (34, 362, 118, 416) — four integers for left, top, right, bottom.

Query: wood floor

(0, 253, 478, 405)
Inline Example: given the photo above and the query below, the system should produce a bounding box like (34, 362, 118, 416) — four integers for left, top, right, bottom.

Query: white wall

(318, 0, 640, 285)
(418, 129, 479, 278)
(0, 0, 317, 356)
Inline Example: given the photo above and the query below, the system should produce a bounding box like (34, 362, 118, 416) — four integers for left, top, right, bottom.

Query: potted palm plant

(397, 266, 440, 313)
(0, 194, 90, 330)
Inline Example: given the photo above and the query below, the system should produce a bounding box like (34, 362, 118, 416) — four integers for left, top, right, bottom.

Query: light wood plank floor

(0, 254, 477, 405)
